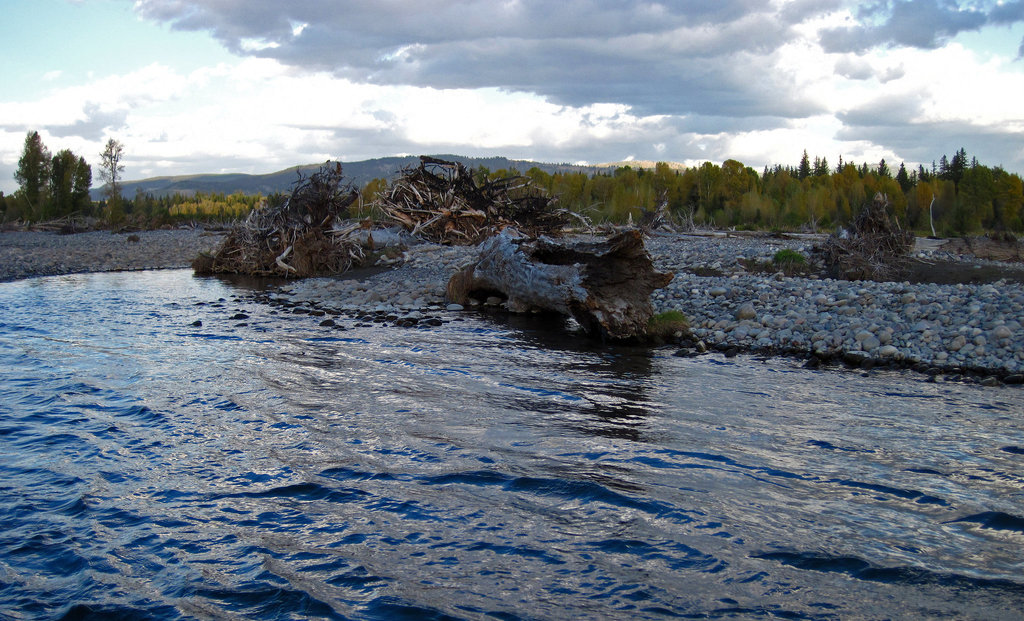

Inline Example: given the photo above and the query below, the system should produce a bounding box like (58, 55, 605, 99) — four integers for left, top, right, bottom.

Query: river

(2, 269, 1023, 619)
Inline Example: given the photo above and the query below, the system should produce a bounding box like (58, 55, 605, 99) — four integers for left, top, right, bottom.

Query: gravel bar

(0, 229, 225, 282)
(281, 233, 1024, 381)
(4, 228, 1022, 381)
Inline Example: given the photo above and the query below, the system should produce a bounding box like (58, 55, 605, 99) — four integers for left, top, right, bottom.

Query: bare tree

(99, 138, 125, 201)
(99, 138, 125, 222)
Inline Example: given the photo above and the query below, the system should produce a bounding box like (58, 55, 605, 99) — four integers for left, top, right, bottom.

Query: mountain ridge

(92, 154, 670, 200)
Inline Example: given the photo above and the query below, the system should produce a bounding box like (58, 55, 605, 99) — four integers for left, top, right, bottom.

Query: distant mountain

(91, 154, 615, 200)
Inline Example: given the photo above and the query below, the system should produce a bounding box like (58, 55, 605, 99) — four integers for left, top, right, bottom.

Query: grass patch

(772, 248, 806, 266)
(648, 310, 690, 342)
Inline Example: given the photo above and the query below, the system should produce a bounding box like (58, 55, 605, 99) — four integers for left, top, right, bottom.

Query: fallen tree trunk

(447, 228, 673, 340)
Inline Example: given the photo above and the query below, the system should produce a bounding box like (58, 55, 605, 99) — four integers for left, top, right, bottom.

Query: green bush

(772, 248, 806, 266)
(647, 310, 690, 341)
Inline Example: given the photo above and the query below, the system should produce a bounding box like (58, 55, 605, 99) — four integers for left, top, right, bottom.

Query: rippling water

(2, 269, 1023, 620)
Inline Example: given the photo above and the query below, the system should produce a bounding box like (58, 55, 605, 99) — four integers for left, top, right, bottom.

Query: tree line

(5, 129, 1022, 237)
(499, 147, 1022, 236)
(2, 132, 129, 224)
(4, 131, 92, 222)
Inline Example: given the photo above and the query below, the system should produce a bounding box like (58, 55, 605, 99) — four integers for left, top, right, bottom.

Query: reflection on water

(2, 269, 1024, 620)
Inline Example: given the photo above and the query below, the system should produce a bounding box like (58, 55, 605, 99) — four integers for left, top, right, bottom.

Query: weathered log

(447, 228, 673, 340)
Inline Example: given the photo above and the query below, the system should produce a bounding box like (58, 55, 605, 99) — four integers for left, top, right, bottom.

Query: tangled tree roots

(375, 156, 581, 245)
(193, 163, 363, 278)
(820, 192, 914, 281)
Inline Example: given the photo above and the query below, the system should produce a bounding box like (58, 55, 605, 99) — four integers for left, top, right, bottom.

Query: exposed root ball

(194, 163, 363, 278)
(374, 156, 583, 245)
(819, 192, 914, 281)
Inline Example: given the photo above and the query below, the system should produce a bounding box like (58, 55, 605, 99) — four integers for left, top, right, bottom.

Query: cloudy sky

(2, 0, 1023, 194)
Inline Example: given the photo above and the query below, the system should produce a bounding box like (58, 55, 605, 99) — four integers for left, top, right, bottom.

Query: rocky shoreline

(0, 229, 225, 282)
(3, 228, 1023, 384)
(644, 234, 1024, 384)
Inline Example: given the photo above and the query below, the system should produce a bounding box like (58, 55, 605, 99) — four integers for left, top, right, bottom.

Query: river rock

(877, 345, 899, 357)
(736, 302, 757, 320)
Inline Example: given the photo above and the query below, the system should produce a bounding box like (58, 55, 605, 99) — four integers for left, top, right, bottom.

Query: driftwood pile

(820, 192, 914, 281)
(375, 156, 575, 244)
(193, 163, 363, 278)
(447, 228, 673, 340)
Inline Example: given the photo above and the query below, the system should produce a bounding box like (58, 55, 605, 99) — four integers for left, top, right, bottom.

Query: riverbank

(275, 231, 1024, 382)
(3, 227, 1023, 382)
(0, 229, 225, 282)
(644, 234, 1024, 383)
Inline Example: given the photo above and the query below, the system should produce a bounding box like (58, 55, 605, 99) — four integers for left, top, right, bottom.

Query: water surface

(2, 270, 1023, 619)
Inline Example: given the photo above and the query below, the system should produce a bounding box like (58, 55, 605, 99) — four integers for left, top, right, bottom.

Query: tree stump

(447, 228, 673, 340)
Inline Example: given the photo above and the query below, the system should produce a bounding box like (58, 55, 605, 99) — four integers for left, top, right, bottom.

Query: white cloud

(3, 1, 1023, 196)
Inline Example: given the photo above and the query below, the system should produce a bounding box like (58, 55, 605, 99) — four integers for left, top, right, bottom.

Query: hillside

(92, 155, 618, 200)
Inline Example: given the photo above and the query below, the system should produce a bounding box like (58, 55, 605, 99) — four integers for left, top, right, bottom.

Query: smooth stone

(735, 302, 757, 321)
(446, 303, 465, 311)
(993, 325, 1013, 340)
(861, 335, 881, 351)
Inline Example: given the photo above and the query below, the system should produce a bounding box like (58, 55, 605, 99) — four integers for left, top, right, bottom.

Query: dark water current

(2, 269, 1023, 620)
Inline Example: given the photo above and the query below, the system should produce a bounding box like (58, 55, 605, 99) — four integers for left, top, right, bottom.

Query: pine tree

(798, 150, 811, 180)
(896, 162, 912, 192)
(14, 131, 51, 219)
(877, 158, 891, 178)
(72, 156, 92, 214)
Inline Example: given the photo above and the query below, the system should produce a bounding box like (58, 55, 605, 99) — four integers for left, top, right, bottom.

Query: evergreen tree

(72, 156, 92, 214)
(817, 156, 829, 177)
(49, 149, 79, 219)
(877, 158, 891, 178)
(14, 131, 51, 219)
(896, 162, 912, 192)
(949, 147, 967, 188)
(797, 150, 811, 180)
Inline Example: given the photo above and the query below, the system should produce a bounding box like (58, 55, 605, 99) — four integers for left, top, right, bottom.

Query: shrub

(647, 310, 690, 341)
(772, 248, 806, 266)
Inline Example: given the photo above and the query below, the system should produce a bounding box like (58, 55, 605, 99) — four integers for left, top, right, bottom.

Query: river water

(2, 269, 1023, 620)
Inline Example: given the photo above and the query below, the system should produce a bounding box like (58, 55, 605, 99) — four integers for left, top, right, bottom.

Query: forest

(4, 128, 1022, 238)
(499, 148, 1023, 236)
